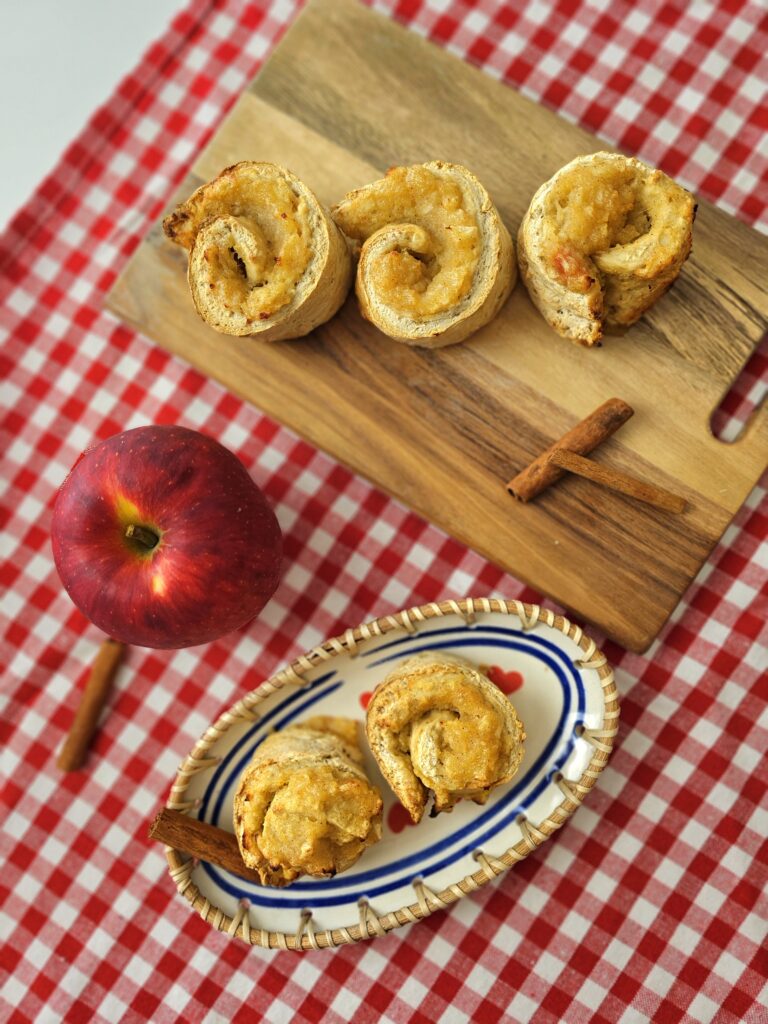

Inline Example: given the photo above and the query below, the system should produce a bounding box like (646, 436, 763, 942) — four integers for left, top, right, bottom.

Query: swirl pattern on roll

(366, 653, 525, 823)
(332, 162, 516, 348)
(164, 162, 353, 341)
(517, 151, 696, 346)
(233, 717, 382, 886)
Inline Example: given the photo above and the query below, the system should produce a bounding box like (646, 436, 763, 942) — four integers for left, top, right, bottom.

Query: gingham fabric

(1, 1, 767, 1021)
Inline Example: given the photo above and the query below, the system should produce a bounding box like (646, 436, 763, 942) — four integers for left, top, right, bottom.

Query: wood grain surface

(106, 0, 768, 652)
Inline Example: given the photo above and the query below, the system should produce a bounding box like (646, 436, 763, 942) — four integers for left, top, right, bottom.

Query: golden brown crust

(517, 152, 696, 345)
(332, 162, 516, 347)
(365, 653, 525, 823)
(163, 161, 353, 341)
(233, 717, 382, 886)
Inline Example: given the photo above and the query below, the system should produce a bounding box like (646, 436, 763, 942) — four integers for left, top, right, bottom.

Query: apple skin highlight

(52, 425, 283, 648)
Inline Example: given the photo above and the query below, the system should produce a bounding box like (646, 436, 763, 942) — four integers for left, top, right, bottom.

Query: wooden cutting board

(106, 0, 768, 653)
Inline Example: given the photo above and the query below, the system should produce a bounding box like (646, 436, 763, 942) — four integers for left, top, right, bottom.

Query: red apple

(52, 425, 283, 648)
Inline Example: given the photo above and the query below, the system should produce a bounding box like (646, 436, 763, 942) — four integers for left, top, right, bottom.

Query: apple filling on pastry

(517, 151, 696, 345)
(234, 717, 382, 886)
(365, 652, 525, 823)
(164, 162, 352, 341)
(332, 162, 516, 347)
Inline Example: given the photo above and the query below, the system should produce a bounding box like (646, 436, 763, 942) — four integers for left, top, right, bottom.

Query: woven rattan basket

(161, 598, 619, 950)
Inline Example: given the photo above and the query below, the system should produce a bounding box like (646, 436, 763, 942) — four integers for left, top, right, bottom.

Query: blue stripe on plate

(359, 622, 565, 660)
(365, 625, 577, 669)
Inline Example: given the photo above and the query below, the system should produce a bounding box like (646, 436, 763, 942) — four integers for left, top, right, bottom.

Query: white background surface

(0, 1, 187, 231)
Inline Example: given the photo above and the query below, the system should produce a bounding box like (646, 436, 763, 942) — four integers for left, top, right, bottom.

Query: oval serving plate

(162, 598, 618, 950)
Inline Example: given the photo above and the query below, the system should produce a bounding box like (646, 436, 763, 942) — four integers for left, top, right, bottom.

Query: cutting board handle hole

(709, 333, 768, 443)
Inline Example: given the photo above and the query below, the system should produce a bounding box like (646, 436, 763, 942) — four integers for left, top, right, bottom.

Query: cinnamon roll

(366, 653, 525, 823)
(233, 716, 382, 886)
(163, 162, 353, 340)
(332, 162, 516, 347)
(518, 151, 696, 345)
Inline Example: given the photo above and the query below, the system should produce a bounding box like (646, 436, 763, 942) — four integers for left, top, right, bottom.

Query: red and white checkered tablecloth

(1, 1, 767, 1021)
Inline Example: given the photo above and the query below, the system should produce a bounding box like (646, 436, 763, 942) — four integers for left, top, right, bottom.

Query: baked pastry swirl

(163, 162, 353, 340)
(332, 161, 516, 347)
(518, 151, 696, 345)
(366, 653, 525, 822)
(233, 716, 382, 886)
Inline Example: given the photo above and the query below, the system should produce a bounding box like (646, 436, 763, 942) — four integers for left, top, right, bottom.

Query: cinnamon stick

(149, 807, 264, 884)
(57, 638, 125, 772)
(507, 398, 634, 501)
(549, 449, 686, 514)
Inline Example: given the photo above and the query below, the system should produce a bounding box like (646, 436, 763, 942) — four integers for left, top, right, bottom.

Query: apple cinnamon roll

(332, 162, 516, 347)
(518, 151, 696, 346)
(163, 162, 353, 341)
(233, 716, 382, 886)
(366, 653, 525, 823)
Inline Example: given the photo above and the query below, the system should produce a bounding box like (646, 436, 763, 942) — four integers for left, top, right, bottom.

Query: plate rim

(161, 597, 619, 950)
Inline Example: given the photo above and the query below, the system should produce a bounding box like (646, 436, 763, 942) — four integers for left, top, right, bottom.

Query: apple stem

(125, 524, 159, 550)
